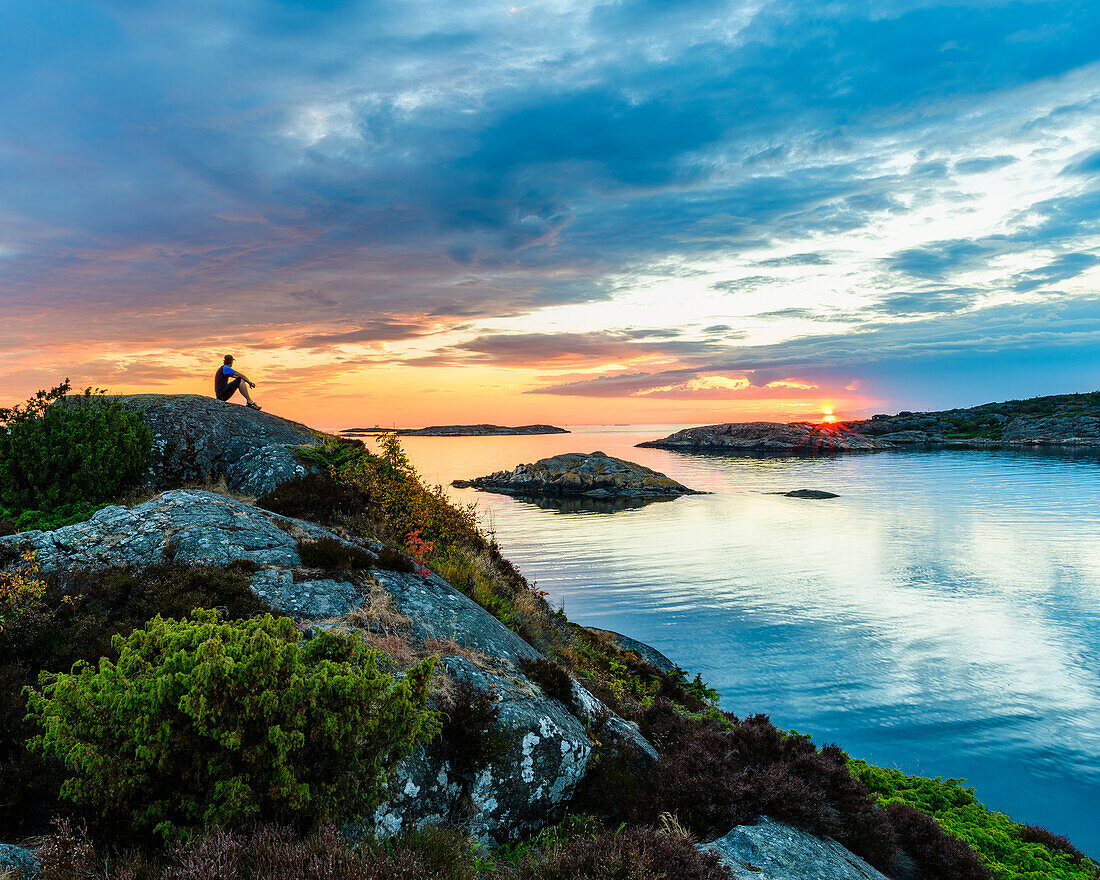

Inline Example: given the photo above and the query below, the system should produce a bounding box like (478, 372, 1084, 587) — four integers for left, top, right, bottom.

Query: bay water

(390, 426, 1100, 854)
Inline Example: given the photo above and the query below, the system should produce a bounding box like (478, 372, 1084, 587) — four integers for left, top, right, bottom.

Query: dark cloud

(404, 329, 736, 368)
(2, 0, 1100, 407)
(529, 296, 1100, 402)
(1012, 253, 1100, 293)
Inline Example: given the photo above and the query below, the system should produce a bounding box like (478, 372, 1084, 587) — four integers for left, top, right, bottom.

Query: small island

(341, 424, 569, 437)
(452, 451, 703, 501)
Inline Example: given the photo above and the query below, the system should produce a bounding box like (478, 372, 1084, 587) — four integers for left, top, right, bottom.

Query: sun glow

(821, 409, 837, 423)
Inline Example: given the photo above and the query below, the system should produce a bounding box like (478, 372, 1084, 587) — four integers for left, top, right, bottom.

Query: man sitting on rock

(214, 355, 262, 410)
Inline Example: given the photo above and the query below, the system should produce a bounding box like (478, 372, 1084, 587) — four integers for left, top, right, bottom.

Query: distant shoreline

(341, 423, 569, 437)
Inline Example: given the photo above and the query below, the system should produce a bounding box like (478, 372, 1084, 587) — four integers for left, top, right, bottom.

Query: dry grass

(422, 637, 495, 668)
(343, 583, 413, 635)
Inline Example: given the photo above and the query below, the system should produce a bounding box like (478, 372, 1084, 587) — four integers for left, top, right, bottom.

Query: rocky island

(341, 424, 569, 437)
(0, 388, 1093, 880)
(639, 390, 1100, 455)
(452, 450, 703, 501)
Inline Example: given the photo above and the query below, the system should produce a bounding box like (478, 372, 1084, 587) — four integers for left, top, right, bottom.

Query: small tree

(27, 610, 437, 842)
(0, 380, 153, 513)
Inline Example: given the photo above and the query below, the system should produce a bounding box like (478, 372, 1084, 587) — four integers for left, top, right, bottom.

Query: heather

(29, 819, 732, 880)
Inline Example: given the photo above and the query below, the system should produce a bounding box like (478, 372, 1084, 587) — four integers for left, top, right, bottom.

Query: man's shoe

(247, 401, 263, 411)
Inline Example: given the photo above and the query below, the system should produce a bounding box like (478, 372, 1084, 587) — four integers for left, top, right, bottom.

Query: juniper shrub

(26, 611, 438, 843)
(0, 380, 152, 517)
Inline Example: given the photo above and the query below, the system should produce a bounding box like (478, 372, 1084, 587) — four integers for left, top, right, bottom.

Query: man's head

(223, 355, 234, 366)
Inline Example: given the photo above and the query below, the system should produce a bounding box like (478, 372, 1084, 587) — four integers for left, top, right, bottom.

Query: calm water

(387, 427, 1100, 854)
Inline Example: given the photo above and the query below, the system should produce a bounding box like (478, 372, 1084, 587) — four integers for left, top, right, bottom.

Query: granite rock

(699, 817, 891, 880)
(638, 423, 889, 455)
(374, 656, 593, 843)
(110, 394, 319, 494)
(454, 451, 701, 499)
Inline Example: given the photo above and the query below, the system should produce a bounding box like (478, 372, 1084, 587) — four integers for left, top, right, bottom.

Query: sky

(2, 0, 1099, 430)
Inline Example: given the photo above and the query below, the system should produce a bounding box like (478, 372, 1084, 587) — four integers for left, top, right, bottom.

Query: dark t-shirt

(214, 364, 237, 396)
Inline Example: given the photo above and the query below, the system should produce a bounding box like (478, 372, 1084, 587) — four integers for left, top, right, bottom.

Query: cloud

(1012, 252, 1100, 293)
(2, 0, 1100, 414)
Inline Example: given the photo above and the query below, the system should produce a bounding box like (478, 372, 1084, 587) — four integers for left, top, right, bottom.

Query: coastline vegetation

(0, 381, 152, 535)
(0, 384, 1096, 879)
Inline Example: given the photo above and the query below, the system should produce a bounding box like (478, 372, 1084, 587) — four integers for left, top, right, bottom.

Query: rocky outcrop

(585, 628, 678, 675)
(0, 843, 37, 877)
(374, 656, 592, 843)
(342, 424, 569, 436)
(0, 491, 540, 665)
(640, 392, 1100, 454)
(849, 392, 1100, 447)
(110, 394, 320, 494)
(638, 423, 889, 455)
(453, 451, 702, 500)
(699, 817, 891, 880)
(1, 489, 653, 846)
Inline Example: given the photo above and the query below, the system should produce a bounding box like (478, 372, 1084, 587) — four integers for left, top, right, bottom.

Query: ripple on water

(392, 429, 1100, 855)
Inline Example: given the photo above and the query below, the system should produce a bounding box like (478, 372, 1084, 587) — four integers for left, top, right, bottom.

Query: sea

(381, 425, 1100, 855)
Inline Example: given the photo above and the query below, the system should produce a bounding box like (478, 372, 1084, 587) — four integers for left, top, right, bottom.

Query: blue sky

(1, 0, 1099, 425)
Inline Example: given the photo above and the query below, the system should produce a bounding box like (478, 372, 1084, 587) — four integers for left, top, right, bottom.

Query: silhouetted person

(214, 355, 261, 410)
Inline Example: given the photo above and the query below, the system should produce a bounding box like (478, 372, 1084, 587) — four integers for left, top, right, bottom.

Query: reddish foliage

(885, 804, 992, 880)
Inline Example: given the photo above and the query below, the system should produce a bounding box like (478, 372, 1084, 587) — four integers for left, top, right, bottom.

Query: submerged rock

(110, 393, 319, 495)
(638, 423, 889, 455)
(699, 817, 891, 880)
(453, 451, 702, 500)
(782, 489, 840, 499)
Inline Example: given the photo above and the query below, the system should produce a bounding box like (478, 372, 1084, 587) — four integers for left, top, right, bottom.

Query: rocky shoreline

(639, 391, 1100, 455)
(2, 393, 1093, 879)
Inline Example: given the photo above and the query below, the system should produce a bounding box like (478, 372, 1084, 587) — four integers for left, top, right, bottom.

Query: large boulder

(453, 451, 702, 500)
(110, 394, 320, 495)
(0, 491, 540, 665)
(638, 423, 890, 454)
(699, 817, 891, 880)
(374, 656, 593, 843)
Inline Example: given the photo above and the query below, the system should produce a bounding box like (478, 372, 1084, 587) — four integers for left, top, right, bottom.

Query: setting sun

(821, 409, 837, 423)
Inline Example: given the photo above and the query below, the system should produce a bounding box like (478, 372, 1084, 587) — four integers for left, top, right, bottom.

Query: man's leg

(238, 381, 254, 403)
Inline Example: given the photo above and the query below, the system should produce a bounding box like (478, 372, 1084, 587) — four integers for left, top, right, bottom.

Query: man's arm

(233, 370, 256, 387)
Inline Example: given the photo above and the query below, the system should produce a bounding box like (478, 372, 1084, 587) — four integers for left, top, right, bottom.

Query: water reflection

(489, 492, 682, 515)
(388, 428, 1100, 855)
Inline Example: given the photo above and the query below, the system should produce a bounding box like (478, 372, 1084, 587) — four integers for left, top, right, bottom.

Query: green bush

(0, 380, 152, 517)
(27, 610, 437, 842)
(0, 561, 271, 837)
(851, 760, 1100, 880)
